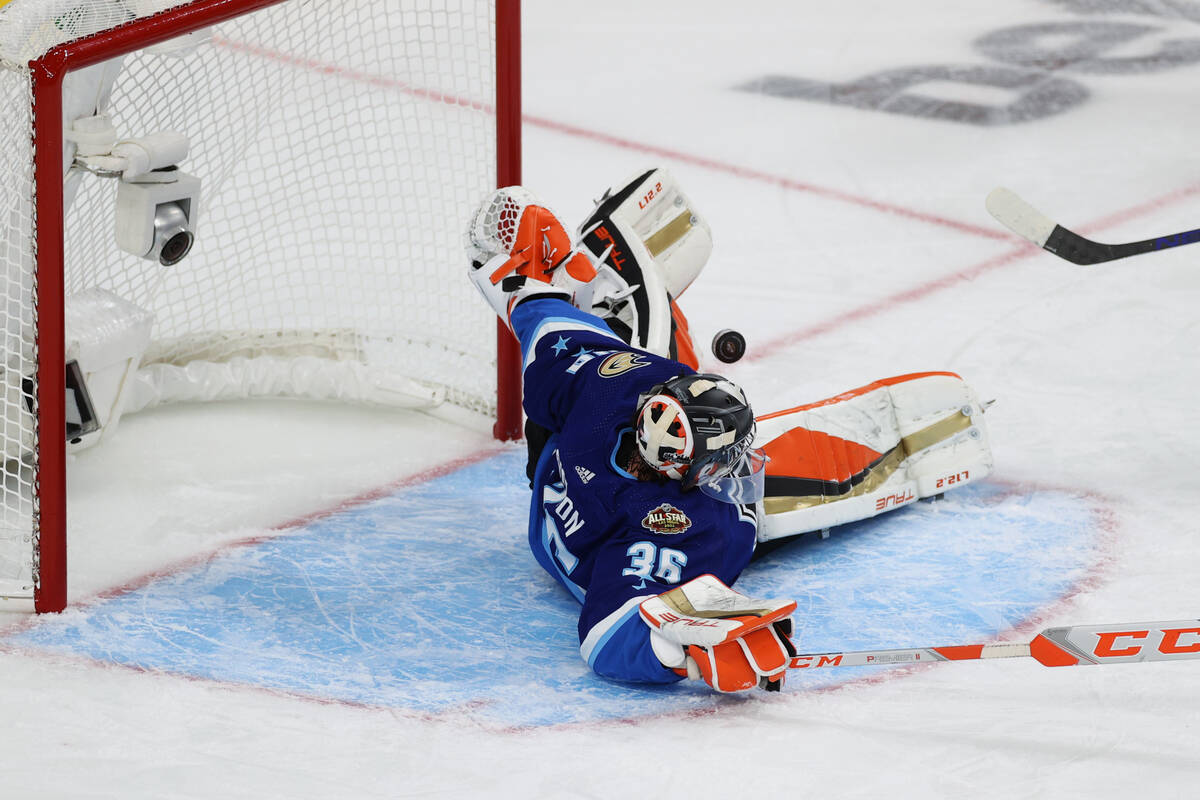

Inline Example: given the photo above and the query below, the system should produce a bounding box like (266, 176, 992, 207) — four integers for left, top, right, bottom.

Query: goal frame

(27, 0, 523, 613)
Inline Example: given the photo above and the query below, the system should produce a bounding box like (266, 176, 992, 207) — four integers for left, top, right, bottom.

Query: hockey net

(0, 0, 519, 610)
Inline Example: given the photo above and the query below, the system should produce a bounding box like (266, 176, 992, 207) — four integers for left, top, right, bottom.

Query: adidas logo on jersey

(575, 465, 595, 484)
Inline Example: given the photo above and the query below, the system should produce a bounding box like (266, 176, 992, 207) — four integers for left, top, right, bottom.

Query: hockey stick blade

(985, 187, 1200, 265)
(788, 619, 1200, 670)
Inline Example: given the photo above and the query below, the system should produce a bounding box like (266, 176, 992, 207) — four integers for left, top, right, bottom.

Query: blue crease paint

(12, 451, 1101, 727)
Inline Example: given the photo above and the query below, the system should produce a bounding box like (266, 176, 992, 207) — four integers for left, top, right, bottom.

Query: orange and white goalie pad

(756, 371, 993, 542)
(640, 575, 797, 693)
(576, 167, 713, 360)
(580, 167, 714, 299)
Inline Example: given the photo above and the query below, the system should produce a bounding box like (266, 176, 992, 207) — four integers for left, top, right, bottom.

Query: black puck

(711, 329, 746, 363)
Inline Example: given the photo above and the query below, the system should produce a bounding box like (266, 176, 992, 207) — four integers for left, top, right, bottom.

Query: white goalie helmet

(635, 373, 767, 504)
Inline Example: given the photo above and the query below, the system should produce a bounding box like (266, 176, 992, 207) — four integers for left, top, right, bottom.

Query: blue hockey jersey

(511, 297, 758, 684)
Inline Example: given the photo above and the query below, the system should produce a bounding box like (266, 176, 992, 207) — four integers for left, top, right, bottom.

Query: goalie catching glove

(640, 575, 797, 692)
(465, 186, 601, 326)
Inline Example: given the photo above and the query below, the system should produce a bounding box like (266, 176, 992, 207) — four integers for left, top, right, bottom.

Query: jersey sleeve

(509, 297, 640, 432)
(574, 500, 759, 685)
(577, 539, 684, 685)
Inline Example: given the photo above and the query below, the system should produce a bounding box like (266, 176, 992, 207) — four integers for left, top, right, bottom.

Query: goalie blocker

(641, 574, 797, 692)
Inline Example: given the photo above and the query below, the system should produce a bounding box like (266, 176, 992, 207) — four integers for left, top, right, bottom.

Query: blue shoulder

(510, 298, 625, 370)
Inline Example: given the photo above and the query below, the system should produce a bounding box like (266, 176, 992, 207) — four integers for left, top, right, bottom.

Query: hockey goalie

(465, 169, 993, 693)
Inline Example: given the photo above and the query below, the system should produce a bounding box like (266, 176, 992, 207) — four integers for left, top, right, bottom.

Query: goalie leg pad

(580, 167, 714, 298)
(577, 209, 674, 356)
(756, 372, 994, 541)
(574, 168, 714, 357)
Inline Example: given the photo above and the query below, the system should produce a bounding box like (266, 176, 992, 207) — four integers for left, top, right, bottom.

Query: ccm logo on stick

(791, 654, 843, 669)
(1092, 627, 1200, 657)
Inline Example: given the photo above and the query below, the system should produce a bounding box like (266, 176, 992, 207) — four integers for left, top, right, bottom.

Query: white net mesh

(1, 0, 503, 600)
(1, 48, 35, 595)
(466, 185, 538, 261)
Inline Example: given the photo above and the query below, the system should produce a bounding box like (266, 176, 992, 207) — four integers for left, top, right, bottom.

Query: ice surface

(3, 0, 1199, 796)
(9, 451, 1106, 728)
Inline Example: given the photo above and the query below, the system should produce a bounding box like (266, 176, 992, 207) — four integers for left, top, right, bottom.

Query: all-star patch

(641, 503, 692, 535)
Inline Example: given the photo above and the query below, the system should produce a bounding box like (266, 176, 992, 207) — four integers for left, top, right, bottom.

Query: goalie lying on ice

(464, 169, 993, 692)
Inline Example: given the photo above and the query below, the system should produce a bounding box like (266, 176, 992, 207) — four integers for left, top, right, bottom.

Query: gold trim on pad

(764, 411, 972, 515)
(658, 586, 776, 619)
(645, 210, 694, 257)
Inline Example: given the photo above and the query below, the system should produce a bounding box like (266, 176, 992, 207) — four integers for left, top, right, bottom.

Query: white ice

(2, 0, 1199, 796)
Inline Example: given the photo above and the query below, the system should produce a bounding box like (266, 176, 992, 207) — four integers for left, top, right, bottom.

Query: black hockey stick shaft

(1043, 225, 1200, 265)
(985, 187, 1200, 265)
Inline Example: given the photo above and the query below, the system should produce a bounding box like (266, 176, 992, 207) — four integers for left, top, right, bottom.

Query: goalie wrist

(468, 253, 572, 329)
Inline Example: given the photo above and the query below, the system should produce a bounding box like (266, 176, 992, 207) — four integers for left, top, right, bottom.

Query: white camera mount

(67, 115, 201, 266)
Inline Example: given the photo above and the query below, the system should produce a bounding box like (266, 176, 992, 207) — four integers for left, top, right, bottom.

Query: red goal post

(1, 0, 522, 612)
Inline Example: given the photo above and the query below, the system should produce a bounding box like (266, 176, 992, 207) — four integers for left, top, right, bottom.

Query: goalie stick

(985, 187, 1200, 265)
(788, 619, 1200, 670)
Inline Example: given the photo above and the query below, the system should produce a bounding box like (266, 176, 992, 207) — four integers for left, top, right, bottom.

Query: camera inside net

(114, 166, 201, 266)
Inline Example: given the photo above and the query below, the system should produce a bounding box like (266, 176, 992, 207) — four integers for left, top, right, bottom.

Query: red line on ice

(88, 446, 509, 605)
(744, 243, 1034, 363)
(0, 446, 509, 636)
(522, 113, 1008, 241)
(212, 35, 1200, 359)
(744, 178, 1200, 360)
(210, 35, 1004, 242)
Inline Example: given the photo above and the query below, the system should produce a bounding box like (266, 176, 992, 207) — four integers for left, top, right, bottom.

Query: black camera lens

(159, 230, 193, 266)
(152, 201, 193, 265)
